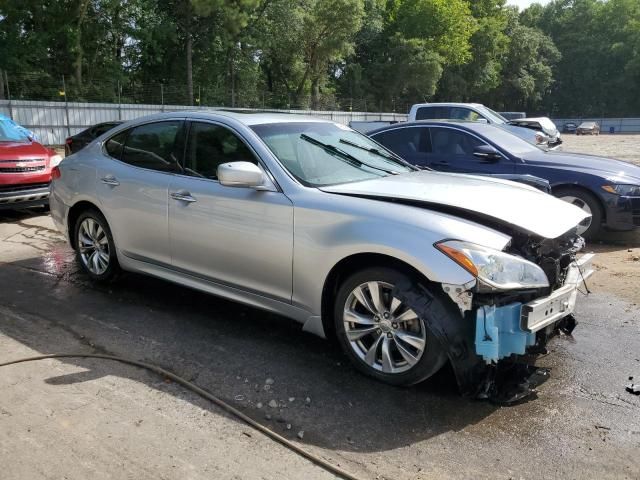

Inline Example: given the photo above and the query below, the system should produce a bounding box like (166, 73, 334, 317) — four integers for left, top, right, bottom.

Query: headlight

(49, 154, 63, 167)
(602, 184, 640, 197)
(435, 240, 549, 290)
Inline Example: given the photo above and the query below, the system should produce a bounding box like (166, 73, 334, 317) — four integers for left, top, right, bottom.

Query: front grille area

(0, 158, 45, 164)
(0, 165, 46, 173)
(0, 182, 50, 193)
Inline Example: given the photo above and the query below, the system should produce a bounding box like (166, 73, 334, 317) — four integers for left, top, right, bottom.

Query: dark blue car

(369, 121, 640, 238)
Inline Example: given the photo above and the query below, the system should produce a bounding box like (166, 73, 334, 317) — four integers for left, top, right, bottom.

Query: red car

(0, 117, 61, 210)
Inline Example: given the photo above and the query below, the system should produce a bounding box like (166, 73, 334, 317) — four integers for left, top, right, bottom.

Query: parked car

(50, 111, 593, 396)
(65, 121, 123, 155)
(408, 103, 562, 148)
(369, 121, 640, 238)
(563, 122, 578, 133)
(576, 121, 600, 135)
(0, 116, 61, 210)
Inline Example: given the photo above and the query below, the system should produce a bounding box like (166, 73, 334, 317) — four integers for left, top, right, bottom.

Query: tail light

(51, 166, 61, 180)
(65, 138, 72, 145)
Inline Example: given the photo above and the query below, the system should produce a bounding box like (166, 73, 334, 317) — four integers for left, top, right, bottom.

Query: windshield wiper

(300, 134, 398, 175)
(338, 138, 415, 170)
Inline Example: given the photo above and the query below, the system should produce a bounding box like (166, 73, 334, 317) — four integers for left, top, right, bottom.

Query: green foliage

(0, 0, 639, 115)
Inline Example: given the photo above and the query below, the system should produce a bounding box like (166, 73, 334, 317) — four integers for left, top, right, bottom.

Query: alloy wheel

(78, 217, 110, 275)
(559, 195, 593, 236)
(343, 281, 427, 374)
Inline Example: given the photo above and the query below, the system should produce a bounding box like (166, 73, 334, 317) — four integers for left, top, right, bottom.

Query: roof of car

(160, 109, 332, 126)
(367, 120, 496, 135)
(411, 103, 485, 108)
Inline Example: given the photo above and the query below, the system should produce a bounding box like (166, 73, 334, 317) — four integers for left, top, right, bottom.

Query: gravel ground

(561, 133, 640, 165)
(1, 134, 639, 479)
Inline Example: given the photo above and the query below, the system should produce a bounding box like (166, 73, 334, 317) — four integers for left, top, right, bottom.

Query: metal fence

(0, 99, 408, 145)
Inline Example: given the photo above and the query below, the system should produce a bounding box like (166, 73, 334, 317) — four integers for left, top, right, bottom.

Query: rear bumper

(0, 183, 50, 209)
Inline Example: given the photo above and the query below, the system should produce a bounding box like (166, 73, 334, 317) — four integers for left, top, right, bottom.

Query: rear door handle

(170, 191, 197, 203)
(100, 175, 120, 186)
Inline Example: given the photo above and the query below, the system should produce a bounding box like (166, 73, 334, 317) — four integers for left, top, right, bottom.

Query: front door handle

(100, 175, 120, 186)
(170, 191, 197, 203)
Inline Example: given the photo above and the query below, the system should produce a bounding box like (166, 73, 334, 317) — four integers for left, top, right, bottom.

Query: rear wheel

(554, 187, 602, 238)
(74, 209, 120, 282)
(334, 267, 448, 386)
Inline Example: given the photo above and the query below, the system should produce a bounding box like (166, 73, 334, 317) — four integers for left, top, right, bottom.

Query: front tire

(74, 209, 120, 282)
(333, 267, 448, 386)
(553, 187, 603, 238)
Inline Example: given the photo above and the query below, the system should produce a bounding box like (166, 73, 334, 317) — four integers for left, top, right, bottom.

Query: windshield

(0, 116, 32, 142)
(481, 125, 543, 155)
(479, 106, 508, 124)
(251, 122, 414, 186)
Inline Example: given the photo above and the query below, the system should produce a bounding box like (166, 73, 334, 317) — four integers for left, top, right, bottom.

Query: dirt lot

(560, 134, 640, 304)
(0, 135, 639, 480)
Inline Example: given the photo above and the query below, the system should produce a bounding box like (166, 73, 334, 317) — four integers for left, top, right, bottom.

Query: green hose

(0, 353, 365, 480)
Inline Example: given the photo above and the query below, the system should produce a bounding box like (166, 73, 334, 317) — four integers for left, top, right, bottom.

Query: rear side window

(121, 121, 183, 172)
(415, 106, 449, 120)
(184, 122, 257, 179)
(105, 130, 128, 159)
(372, 127, 431, 167)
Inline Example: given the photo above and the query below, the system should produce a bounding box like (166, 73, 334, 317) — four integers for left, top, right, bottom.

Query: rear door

(168, 120, 294, 302)
(97, 120, 185, 265)
(427, 126, 515, 174)
(370, 126, 431, 168)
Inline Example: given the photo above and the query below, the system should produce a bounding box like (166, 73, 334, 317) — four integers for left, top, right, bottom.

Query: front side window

(450, 107, 483, 122)
(183, 122, 258, 179)
(120, 121, 183, 172)
(430, 127, 484, 156)
(251, 122, 413, 187)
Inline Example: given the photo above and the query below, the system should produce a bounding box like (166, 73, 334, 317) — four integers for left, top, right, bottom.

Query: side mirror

(473, 145, 501, 161)
(218, 161, 266, 188)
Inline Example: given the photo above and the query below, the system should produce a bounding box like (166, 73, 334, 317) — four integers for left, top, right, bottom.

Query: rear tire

(74, 209, 120, 282)
(333, 267, 448, 386)
(553, 187, 603, 238)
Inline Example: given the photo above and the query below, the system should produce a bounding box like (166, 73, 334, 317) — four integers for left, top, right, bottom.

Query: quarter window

(184, 122, 257, 179)
(104, 130, 128, 159)
(120, 121, 183, 172)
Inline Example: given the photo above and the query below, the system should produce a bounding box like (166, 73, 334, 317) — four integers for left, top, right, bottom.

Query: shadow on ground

(0, 251, 497, 454)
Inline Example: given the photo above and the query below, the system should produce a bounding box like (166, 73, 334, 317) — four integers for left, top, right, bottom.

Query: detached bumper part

(475, 304, 535, 363)
(475, 253, 594, 363)
(522, 253, 594, 332)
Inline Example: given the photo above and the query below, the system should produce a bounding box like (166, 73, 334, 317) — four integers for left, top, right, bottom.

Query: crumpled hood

(510, 117, 558, 135)
(320, 171, 590, 239)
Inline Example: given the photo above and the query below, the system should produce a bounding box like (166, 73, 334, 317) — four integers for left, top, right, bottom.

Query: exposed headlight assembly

(435, 240, 549, 290)
(602, 184, 640, 197)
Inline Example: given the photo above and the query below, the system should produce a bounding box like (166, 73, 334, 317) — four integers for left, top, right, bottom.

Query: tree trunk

(186, 34, 193, 105)
(74, 0, 91, 88)
(311, 76, 320, 110)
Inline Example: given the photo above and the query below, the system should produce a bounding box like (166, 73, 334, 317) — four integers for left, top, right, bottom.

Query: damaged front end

(439, 230, 594, 403)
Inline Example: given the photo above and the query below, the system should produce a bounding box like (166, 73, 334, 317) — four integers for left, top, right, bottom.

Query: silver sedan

(50, 111, 593, 393)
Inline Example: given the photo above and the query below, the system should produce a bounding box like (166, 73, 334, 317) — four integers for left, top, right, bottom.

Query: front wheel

(334, 267, 448, 386)
(74, 209, 120, 282)
(553, 187, 603, 238)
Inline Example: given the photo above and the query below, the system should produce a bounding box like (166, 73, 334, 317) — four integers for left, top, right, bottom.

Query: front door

(168, 120, 294, 302)
(427, 126, 515, 174)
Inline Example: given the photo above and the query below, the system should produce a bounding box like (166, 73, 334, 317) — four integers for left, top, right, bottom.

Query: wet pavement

(1, 209, 639, 479)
